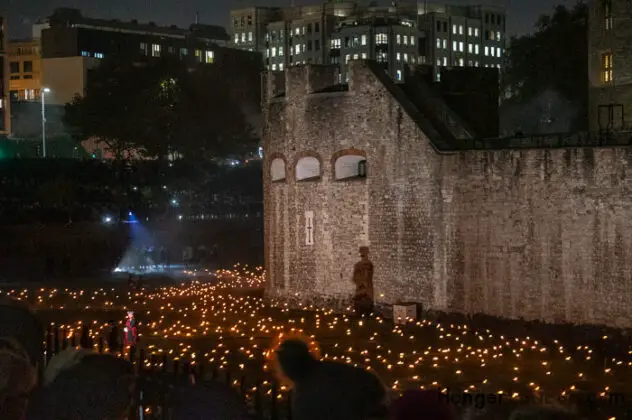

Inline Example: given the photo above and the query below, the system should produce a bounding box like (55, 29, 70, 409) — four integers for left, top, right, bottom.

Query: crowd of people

(0, 295, 593, 419)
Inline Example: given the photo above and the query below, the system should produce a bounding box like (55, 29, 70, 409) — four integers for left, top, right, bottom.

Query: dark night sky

(3, 0, 579, 40)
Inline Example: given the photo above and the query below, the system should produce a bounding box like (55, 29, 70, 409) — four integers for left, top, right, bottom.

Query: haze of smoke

(500, 89, 578, 136)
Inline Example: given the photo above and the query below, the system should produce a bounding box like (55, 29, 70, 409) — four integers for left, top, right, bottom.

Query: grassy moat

(4, 265, 631, 419)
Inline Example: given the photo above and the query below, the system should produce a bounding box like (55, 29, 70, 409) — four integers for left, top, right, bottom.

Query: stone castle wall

(263, 61, 632, 328)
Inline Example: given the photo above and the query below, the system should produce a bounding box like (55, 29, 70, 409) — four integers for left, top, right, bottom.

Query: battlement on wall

(263, 64, 344, 100)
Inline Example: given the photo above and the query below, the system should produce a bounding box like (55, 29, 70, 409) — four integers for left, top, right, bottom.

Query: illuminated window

(602, 53, 613, 82)
(452, 24, 457, 34)
(468, 43, 473, 53)
(279, 47, 284, 56)
(475, 44, 479, 54)
(361, 34, 367, 45)
(453, 41, 457, 50)
(459, 42, 464, 52)
(459, 58, 464, 67)
(248, 32, 253, 41)
(397, 34, 401, 44)
(411, 37, 415, 46)
(396, 70, 402, 81)
(375, 33, 388, 44)
(436, 38, 441, 48)
(234, 33, 239, 43)
(484, 46, 489, 56)
(458, 25, 463, 35)
(474, 28, 479, 36)
(271, 47, 276, 57)
(468, 27, 472, 36)
(152, 44, 161, 57)
(443, 39, 447, 49)
(205, 50, 214, 64)
(604, 0, 613, 30)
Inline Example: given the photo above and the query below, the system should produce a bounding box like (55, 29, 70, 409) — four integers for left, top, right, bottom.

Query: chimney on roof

(195, 11, 200, 24)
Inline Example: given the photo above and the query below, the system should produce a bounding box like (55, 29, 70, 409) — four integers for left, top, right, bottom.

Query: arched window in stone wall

(270, 158, 286, 182)
(295, 156, 321, 181)
(334, 153, 367, 180)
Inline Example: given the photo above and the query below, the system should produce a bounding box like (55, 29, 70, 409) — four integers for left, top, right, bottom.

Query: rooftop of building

(47, 8, 230, 42)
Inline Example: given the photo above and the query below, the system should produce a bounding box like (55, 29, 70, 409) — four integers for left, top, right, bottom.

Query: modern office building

(588, 0, 632, 132)
(230, 2, 506, 82)
(40, 8, 261, 104)
(0, 16, 10, 134)
(7, 38, 42, 102)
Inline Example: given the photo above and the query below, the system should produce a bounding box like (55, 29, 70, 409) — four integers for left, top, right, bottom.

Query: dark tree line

(64, 56, 258, 161)
(501, 3, 588, 134)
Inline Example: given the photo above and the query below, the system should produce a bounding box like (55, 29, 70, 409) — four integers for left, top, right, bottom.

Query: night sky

(4, 0, 579, 39)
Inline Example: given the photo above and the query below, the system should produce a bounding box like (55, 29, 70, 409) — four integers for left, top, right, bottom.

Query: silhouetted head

(0, 297, 43, 369)
(359, 246, 369, 258)
(32, 350, 135, 420)
(275, 339, 316, 383)
(127, 311, 134, 319)
(0, 338, 37, 420)
(389, 390, 457, 420)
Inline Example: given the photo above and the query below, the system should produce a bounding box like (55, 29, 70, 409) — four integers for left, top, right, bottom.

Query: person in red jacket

(123, 311, 137, 348)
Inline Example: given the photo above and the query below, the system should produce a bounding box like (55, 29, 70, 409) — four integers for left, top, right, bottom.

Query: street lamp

(41, 88, 51, 158)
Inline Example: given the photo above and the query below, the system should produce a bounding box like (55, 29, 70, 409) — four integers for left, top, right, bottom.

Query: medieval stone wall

(263, 61, 632, 328)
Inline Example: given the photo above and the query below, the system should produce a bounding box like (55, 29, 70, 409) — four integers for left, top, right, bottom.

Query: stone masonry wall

(263, 61, 632, 328)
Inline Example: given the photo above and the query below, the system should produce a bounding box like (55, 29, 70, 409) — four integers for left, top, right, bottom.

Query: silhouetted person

(108, 321, 120, 352)
(352, 246, 374, 316)
(276, 338, 387, 420)
(28, 350, 135, 420)
(167, 375, 252, 419)
(0, 338, 37, 420)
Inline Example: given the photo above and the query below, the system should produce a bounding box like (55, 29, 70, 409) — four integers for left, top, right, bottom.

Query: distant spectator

(389, 390, 457, 420)
(509, 405, 580, 420)
(27, 349, 135, 420)
(0, 297, 44, 370)
(0, 338, 37, 420)
(275, 338, 387, 420)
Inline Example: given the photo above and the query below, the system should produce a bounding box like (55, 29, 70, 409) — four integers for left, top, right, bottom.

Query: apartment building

(7, 38, 42, 102)
(40, 8, 260, 105)
(588, 0, 632, 132)
(230, 2, 505, 82)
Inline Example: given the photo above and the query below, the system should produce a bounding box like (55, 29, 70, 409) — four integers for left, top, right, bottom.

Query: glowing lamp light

(103, 216, 113, 224)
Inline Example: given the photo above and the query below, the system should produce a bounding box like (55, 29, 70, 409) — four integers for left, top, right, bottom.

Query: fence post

(254, 380, 263, 420)
(70, 328, 77, 348)
(240, 375, 246, 397)
(45, 325, 53, 364)
(287, 389, 293, 420)
(271, 381, 278, 420)
(53, 325, 60, 355)
(80, 324, 90, 349)
(62, 328, 69, 350)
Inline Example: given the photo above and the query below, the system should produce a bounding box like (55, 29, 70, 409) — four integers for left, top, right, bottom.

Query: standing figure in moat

(123, 311, 137, 349)
(351, 246, 374, 316)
